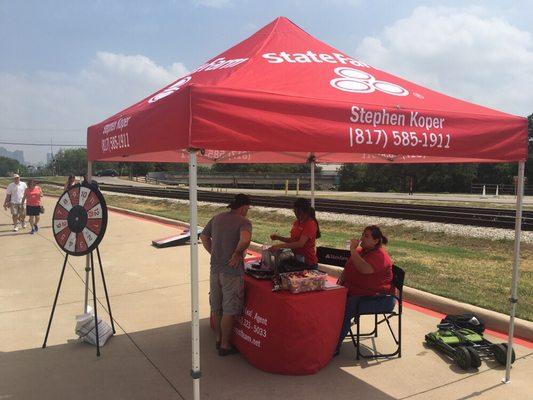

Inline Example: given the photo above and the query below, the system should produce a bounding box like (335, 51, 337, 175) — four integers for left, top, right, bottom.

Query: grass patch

(0, 176, 68, 186)
(98, 193, 533, 321)
(391, 240, 485, 259)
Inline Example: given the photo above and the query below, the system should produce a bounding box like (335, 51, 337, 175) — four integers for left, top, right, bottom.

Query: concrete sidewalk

(1, 190, 532, 400)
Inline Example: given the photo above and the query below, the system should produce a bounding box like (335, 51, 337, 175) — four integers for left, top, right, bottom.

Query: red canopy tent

(87, 17, 528, 397)
(88, 17, 526, 164)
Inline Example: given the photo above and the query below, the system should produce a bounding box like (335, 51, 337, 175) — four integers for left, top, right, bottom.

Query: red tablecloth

(231, 274, 347, 375)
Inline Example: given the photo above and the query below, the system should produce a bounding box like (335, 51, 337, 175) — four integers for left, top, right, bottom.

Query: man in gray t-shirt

(200, 193, 252, 356)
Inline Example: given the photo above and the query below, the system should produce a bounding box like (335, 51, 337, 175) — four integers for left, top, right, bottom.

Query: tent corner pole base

(504, 160, 525, 383)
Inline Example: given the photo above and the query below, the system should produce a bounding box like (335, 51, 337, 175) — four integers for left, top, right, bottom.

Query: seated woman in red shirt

(269, 198, 320, 269)
(334, 225, 394, 355)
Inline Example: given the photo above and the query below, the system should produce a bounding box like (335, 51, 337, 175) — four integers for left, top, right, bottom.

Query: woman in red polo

(22, 179, 43, 234)
(335, 225, 394, 355)
(269, 198, 320, 268)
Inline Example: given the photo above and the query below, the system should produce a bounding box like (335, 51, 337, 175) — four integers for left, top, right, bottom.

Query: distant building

(46, 153, 54, 163)
(0, 147, 24, 164)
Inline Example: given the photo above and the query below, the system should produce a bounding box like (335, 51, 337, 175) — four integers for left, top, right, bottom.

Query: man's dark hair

(227, 193, 251, 209)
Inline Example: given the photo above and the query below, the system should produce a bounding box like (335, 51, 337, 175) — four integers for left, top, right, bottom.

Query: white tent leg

(84, 161, 93, 313)
(189, 150, 201, 399)
(503, 160, 525, 383)
(310, 160, 315, 208)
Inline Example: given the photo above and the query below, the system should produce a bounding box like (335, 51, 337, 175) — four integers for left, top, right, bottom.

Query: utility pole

(50, 138, 55, 175)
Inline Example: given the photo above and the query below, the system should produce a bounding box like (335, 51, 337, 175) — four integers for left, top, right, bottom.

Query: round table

(231, 274, 347, 375)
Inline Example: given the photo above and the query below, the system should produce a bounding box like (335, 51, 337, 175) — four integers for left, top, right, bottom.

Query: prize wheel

(52, 183, 108, 256)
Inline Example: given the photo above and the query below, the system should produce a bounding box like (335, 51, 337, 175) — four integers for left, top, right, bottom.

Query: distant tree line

(37, 149, 322, 177)
(40, 149, 189, 177)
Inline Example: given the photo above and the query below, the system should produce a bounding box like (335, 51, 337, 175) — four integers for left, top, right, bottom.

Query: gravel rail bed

(103, 191, 533, 243)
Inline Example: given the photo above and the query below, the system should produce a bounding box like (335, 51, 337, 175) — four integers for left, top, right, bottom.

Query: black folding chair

(348, 265, 405, 359)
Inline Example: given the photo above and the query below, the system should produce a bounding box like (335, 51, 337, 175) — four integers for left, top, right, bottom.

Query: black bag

(440, 313, 485, 334)
(39, 205, 45, 214)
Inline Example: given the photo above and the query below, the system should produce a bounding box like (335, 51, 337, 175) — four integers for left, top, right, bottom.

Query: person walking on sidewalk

(22, 179, 43, 234)
(200, 193, 252, 356)
(3, 174, 27, 231)
(64, 175, 77, 191)
(408, 176, 414, 196)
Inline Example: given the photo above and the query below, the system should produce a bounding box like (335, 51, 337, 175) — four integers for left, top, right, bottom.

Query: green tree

(338, 163, 477, 193)
(154, 163, 188, 173)
(0, 156, 28, 176)
(475, 163, 516, 184)
(337, 164, 368, 191)
(415, 164, 477, 192)
(50, 148, 87, 175)
(45, 148, 187, 177)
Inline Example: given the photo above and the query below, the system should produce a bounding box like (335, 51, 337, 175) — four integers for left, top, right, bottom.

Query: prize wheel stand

(42, 183, 115, 356)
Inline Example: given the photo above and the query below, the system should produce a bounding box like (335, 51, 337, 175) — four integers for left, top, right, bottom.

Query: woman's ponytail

(310, 207, 321, 239)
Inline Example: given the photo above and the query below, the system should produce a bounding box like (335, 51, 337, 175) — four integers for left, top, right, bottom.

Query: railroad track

(92, 183, 533, 231)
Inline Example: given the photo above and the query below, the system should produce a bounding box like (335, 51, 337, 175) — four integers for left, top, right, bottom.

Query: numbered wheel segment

(52, 184, 108, 256)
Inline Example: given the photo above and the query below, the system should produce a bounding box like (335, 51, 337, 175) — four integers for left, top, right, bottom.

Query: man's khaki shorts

(210, 273, 244, 316)
(10, 203, 25, 218)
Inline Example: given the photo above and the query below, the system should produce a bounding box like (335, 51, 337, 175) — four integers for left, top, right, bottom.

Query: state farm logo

(330, 67, 409, 96)
(148, 76, 191, 103)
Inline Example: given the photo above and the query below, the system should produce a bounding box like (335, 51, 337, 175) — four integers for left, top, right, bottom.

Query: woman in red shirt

(334, 225, 394, 355)
(269, 198, 321, 269)
(22, 179, 43, 234)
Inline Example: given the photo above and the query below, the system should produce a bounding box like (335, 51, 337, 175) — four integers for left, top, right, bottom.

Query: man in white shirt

(3, 174, 27, 231)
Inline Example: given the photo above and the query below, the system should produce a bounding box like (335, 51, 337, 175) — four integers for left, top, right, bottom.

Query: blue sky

(1, 0, 532, 163)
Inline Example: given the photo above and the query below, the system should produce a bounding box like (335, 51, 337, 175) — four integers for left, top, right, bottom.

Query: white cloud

(0, 52, 189, 163)
(355, 6, 533, 116)
(193, 0, 233, 8)
(92, 52, 183, 83)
